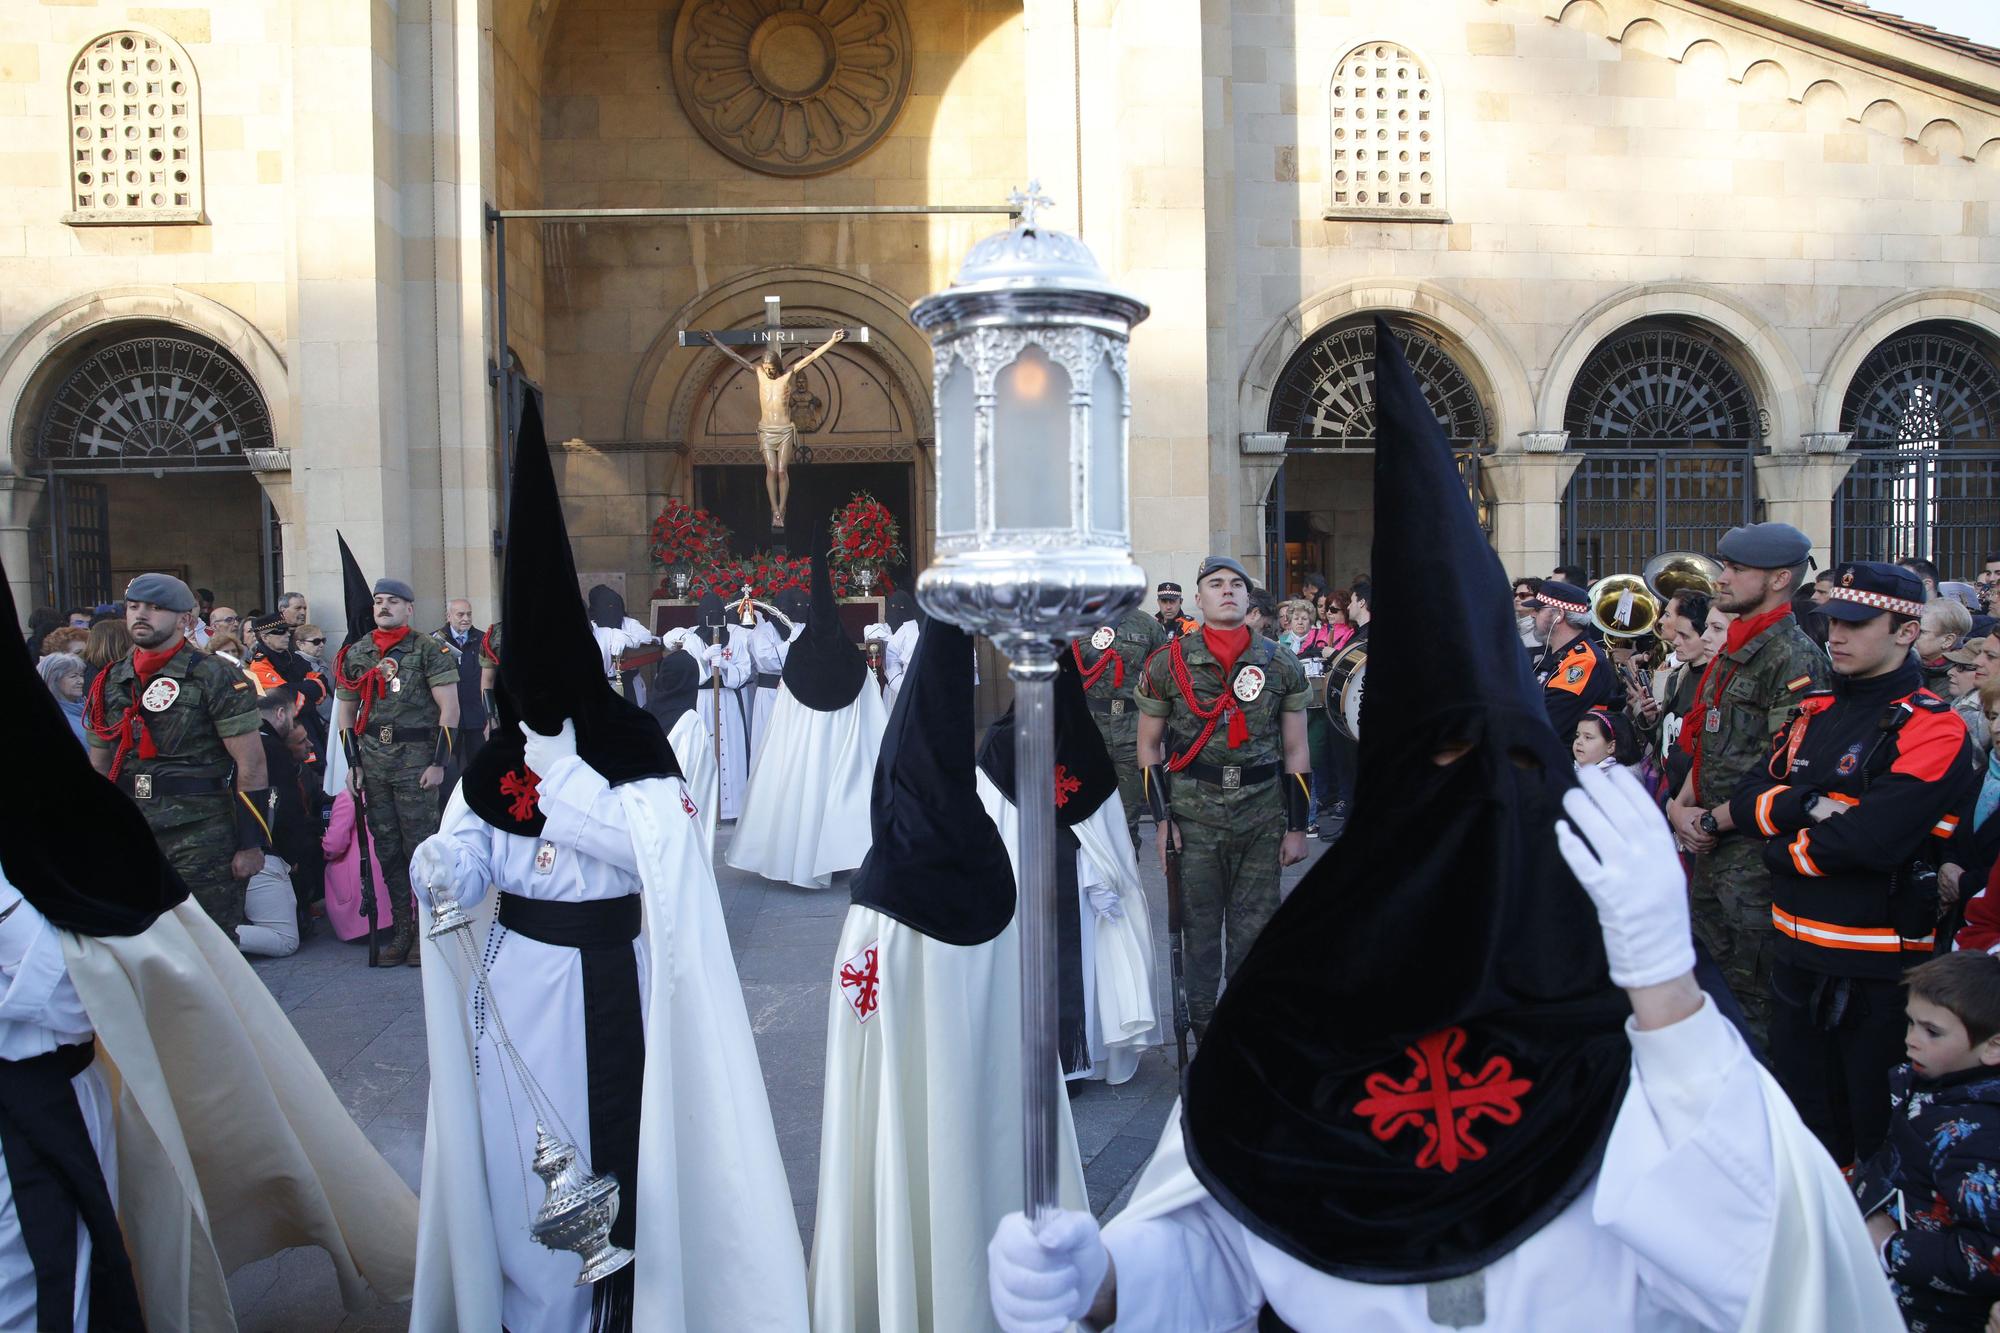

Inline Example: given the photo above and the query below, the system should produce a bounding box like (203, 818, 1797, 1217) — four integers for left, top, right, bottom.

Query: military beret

(1537, 580, 1589, 615)
(1156, 582, 1183, 595)
(122, 572, 196, 613)
(1715, 522, 1812, 570)
(1820, 561, 1927, 623)
(1195, 555, 1253, 585)
(373, 578, 417, 602)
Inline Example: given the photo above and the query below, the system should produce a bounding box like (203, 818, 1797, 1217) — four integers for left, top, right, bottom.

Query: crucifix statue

(679, 296, 871, 532)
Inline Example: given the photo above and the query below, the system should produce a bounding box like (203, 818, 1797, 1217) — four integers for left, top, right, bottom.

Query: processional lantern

(910, 182, 1149, 1220)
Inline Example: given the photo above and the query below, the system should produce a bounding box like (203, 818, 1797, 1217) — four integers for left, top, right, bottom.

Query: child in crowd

(1570, 706, 1639, 775)
(1851, 951, 2000, 1333)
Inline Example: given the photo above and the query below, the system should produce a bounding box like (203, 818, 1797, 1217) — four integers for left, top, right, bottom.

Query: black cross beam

(677, 294, 870, 347)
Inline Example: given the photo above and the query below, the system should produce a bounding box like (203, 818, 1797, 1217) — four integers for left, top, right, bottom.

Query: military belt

(755, 672, 782, 689)
(364, 724, 437, 745)
(118, 769, 231, 802)
(1086, 697, 1130, 716)
(1181, 759, 1279, 790)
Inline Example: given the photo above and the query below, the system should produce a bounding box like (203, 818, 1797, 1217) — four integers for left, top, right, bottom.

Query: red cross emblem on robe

(1351, 1027, 1534, 1173)
(839, 941, 881, 1025)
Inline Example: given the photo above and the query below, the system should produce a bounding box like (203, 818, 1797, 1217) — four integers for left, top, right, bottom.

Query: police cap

(1195, 555, 1253, 586)
(122, 572, 196, 613)
(1536, 580, 1589, 615)
(1715, 522, 1811, 570)
(1820, 561, 1927, 623)
(372, 577, 417, 603)
(1156, 582, 1183, 596)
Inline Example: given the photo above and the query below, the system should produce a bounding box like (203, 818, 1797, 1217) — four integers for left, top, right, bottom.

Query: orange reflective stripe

(1770, 905, 1902, 953)
(1823, 792, 1859, 808)
(1754, 785, 1787, 837)
(1936, 815, 1961, 837)
(1788, 829, 1824, 878)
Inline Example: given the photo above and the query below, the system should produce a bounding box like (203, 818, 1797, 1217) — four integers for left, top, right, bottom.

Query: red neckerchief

(1680, 604, 1795, 793)
(85, 639, 185, 780)
(336, 626, 414, 734)
(1072, 634, 1123, 690)
(1164, 626, 1256, 769)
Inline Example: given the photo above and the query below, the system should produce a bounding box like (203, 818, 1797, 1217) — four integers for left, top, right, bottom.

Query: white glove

(1088, 886, 1124, 921)
(520, 718, 577, 775)
(409, 834, 460, 910)
(988, 1210, 1109, 1333)
(704, 644, 726, 666)
(1556, 765, 1697, 990)
(662, 628, 689, 652)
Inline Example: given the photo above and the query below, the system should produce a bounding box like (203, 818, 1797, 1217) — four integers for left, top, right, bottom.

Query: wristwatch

(1697, 811, 1720, 837)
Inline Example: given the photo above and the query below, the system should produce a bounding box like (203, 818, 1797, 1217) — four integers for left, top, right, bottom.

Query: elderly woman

(1917, 597, 1974, 694)
(37, 650, 90, 746)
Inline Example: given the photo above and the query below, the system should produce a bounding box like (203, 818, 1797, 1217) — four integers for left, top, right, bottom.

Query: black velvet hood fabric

(976, 657, 1118, 828)
(781, 525, 867, 712)
(1181, 318, 1632, 1284)
(848, 617, 1015, 946)
(693, 592, 727, 647)
(0, 560, 188, 935)
(470, 396, 677, 816)
(646, 649, 701, 732)
(885, 590, 919, 631)
(587, 584, 626, 630)
(337, 531, 374, 645)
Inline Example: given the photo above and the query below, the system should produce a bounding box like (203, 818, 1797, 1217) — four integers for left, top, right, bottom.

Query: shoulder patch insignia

(1565, 663, 1585, 684)
(1786, 675, 1812, 693)
(838, 942, 881, 1025)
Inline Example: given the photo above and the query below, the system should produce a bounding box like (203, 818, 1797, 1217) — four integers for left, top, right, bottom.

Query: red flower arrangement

(829, 492, 904, 579)
(649, 498, 732, 574)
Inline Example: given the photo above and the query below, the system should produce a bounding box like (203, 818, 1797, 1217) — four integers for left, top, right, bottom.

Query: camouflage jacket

(334, 629, 458, 736)
(1690, 613, 1830, 808)
(1073, 608, 1167, 718)
(88, 642, 259, 829)
(1136, 629, 1308, 773)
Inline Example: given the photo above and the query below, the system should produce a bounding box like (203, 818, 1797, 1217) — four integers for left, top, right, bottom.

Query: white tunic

(810, 904, 1088, 1333)
(0, 877, 115, 1333)
(862, 621, 920, 711)
(726, 682, 888, 890)
(678, 628, 754, 821)
(1098, 998, 1899, 1333)
(593, 616, 659, 704)
(745, 619, 790, 767)
(975, 772, 1159, 1085)
(665, 708, 719, 866)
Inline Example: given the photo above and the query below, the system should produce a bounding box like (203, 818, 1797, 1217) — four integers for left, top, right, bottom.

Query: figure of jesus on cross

(683, 295, 869, 532)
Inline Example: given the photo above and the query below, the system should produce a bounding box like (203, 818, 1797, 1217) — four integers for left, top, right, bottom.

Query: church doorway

(32, 329, 280, 611)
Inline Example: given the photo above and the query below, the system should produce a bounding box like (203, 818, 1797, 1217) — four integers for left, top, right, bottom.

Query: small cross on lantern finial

(1008, 179, 1055, 231)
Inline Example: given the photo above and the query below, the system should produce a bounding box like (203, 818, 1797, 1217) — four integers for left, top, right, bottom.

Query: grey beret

(1195, 555, 1254, 585)
(122, 572, 196, 613)
(1715, 522, 1811, 570)
(373, 578, 417, 602)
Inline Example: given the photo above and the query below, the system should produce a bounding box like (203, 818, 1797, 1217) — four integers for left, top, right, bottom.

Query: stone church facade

(2, 0, 1996, 628)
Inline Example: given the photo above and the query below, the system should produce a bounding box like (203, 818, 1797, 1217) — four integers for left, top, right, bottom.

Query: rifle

(1164, 827, 1191, 1070)
(343, 728, 381, 968)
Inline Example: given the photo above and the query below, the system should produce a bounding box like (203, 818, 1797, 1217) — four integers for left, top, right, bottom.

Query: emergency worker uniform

(1530, 580, 1615, 741)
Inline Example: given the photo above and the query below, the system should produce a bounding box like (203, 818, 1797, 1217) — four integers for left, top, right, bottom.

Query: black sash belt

(0, 1042, 144, 1333)
(496, 892, 642, 1332)
(755, 672, 782, 689)
(1056, 827, 1089, 1078)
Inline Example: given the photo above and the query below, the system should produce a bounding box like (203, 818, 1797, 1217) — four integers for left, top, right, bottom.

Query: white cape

(412, 782, 808, 1333)
(675, 630, 754, 821)
(666, 708, 719, 865)
(809, 905, 1087, 1333)
(727, 683, 887, 889)
(976, 772, 1159, 1085)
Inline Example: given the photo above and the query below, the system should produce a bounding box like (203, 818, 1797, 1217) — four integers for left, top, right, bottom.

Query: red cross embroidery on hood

(499, 767, 541, 821)
(1352, 1027, 1533, 1173)
(1053, 765, 1082, 809)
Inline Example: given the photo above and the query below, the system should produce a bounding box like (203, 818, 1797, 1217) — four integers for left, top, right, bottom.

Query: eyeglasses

(300, 636, 326, 646)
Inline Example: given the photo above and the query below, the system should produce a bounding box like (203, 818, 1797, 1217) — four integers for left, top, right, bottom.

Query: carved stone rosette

(672, 0, 912, 177)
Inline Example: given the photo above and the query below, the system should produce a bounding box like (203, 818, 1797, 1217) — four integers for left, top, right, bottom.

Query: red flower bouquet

(828, 492, 904, 587)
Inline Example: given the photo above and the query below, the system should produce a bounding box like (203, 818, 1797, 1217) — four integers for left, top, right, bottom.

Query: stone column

(1483, 432, 1581, 578)
(0, 475, 46, 625)
(1754, 432, 1854, 570)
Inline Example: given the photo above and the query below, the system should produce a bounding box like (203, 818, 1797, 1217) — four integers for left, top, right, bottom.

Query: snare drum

(1322, 640, 1367, 740)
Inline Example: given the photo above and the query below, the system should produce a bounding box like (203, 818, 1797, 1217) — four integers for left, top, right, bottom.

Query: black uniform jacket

(1729, 659, 1978, 978)
(1533, 632, 1614, 741)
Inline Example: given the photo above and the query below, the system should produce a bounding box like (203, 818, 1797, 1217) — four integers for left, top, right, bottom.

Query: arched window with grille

(1327, 41, 1446, 221)
(65, 30, 203, 225)
(1559, 321, 1763, 577)
(1834, 321, 2000, 570)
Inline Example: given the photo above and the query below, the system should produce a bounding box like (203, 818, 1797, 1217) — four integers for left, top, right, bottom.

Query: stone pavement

(227, 823, 1327, 1330)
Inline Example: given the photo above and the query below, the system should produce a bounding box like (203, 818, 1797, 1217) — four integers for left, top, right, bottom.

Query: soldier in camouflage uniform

(1072, 606, 1168, 847)
(86, 573, 273, 932)
(334, 577, 461, 965)
(1137, 556, 1313, 1037)
(1664, 522, 1830, 1043)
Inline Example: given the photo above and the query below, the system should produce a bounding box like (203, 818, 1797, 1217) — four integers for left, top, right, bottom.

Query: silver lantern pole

(910, 183, 1149, 1221)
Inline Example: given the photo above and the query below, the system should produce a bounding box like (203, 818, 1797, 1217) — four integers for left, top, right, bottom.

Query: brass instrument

(1641, 551, 1723, 658)
(1588, 574, 1661, 696)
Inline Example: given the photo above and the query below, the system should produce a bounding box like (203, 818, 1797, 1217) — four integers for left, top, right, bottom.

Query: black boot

(377, 888, 415, 966)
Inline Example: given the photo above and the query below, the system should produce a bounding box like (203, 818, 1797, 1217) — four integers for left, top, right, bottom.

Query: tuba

(1587, 573, 1660, 642)
(1643, 551, 1723, 604)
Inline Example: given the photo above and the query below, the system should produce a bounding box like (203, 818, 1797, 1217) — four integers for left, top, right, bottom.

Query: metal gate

(48, 477, 110, 608)
(1261, 448, 1487, 598)
(1561, 448, 1757, 578)
(1833, 449, 2000, 573)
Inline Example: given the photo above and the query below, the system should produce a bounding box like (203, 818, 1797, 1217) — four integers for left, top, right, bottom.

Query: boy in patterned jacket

(1852, 951, 2000, 1332)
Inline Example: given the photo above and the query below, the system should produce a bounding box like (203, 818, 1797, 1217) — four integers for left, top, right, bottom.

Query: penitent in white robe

(0, 882, 114, 1333)
(862, 621, 920, 711)
(975, 772, 1159, 1085)
(726, 682, 888, 890)
(745, 618, 791, 768)
(1095, 996, 1900, 1333)
(679, 629, 754, 821)
(593, 617, 659, 705)
(412, 761, 806, 1333)
(809, 904, 1088, 1333)
(665, 708, 719, 866)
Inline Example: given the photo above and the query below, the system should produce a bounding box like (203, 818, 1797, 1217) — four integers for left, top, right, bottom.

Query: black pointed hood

(463, 397, 677, 835)
(587, 584, 626, 631)
(780, 523, 866, 711)
(977, 656, 1118, 828)
(885, 590, 919, 631)
(338, 532, 374, 644)
(1181, 318, 1629, 1284)
(693, 591, 727, 647)
(849, 617, 1014, 945)
(0, 559, 187, 934)
(646, 648, 702, 731)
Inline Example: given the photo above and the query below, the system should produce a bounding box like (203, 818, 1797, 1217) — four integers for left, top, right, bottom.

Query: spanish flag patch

(1786, 675, 1812, 692)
